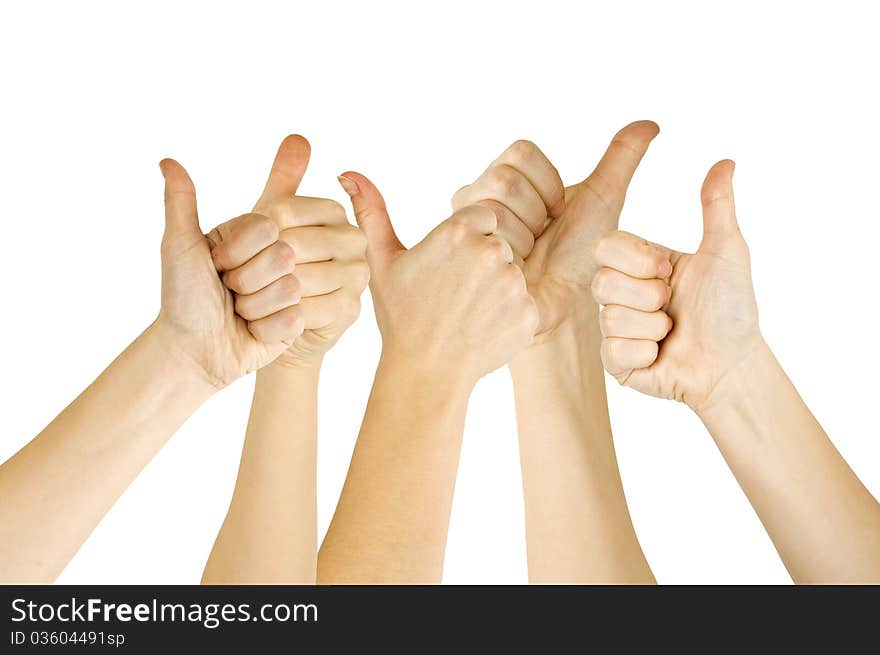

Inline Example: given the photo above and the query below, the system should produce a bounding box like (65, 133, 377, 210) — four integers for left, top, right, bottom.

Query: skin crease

(593, 161, 880, 583)
(0, 157, 304, 583)
(317, 168, 543, 583)
(463, 122, 659, 583)
(202, 136, 369, 584)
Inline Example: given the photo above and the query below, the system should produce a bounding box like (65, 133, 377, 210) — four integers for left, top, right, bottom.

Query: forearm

(317, 355, 471, 583)
(0, 321, 214, 583)
(510, 303, 654, 583)
(202, 361, 319, 584)
(698, 340, 880, 583)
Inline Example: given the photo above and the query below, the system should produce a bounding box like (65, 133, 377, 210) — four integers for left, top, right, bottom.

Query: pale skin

(592, 160, 880, 583)
(202, 136, 369, 584)
(0, 156, 304, 584)
(456, 122, 659, 583)
(316, 166, 547, 583)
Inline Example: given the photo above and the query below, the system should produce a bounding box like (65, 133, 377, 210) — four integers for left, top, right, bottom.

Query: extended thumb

(159, 158, 201, 242)
(337, 171, 404, 267)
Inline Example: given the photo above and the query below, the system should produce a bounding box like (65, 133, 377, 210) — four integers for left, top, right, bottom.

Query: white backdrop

(1, 1, 877, 584)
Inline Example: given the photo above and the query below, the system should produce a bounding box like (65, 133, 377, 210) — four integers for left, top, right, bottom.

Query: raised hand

(451, 139, 565, 267)
(337, 171, 538, 386)
(592, 160, 762, 411)
(212, 136, 369, 368)
(449, 122, 659, 339)
(156, 160, 305, 389)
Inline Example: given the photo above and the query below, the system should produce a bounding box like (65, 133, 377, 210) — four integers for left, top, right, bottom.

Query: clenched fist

(338, 172, 539, 386)
(209, 136, 370, 367)
(454, 122, 660, 340)
(592, 160, 762, 412)
(155, 161, 305, 390)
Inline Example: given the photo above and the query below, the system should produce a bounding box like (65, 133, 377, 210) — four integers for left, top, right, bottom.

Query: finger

(294, 259, 371, 297)
(583, 120, 660, 212)
(222, 240, 296, 295)
(279, 225, 367, 264)
(234, 274, 301, 321)
(699, 159, 742, 255)
(451, 203, 499, 235)
(601, 338, 659, 376)
(254, 135, 311, 208)
(591, 267, 671, 312)
(475, 200, 535, 261)
(599, 305, 673, 341)
(493, 140, 565, 217)
(247, 305, 305, 345)
(337, 172, 405, 269)
(484, 234, 515, 265)
(159, 159, 202, 245)
(453, 164, 547, 235)
(263, 196, 349, 230)
(299, 288, 361, 330)
(594, 230, 673, 279)
(210, 213, 280, 273)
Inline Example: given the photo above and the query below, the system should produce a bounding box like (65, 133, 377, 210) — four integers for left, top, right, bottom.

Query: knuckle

(600, 338, 618, 365)
(323, 198, 346, 217)
(233, 294, 250, 318)
(280, 273, 301, 299)
(482, 237, 507, 265)
(451, 185, 469, 210)
(487, 165, 518, 195)
(251, 213, 280, 242)
(475, 200, 503, 228)
(507, 139, 537, 164)
(446, 215, 473, 243)
(280, 306, 302, 331)
(274, 241, 297, 270)
(348, 226, 369, 253)
(349, 260, 371, 288)
(642, 340, 660, 365)
(659, 312, 674, 338)
(223, 270, 243, 293)
(591, 269, 611, 301)
(648, 281, 669, 310)
(593, 231, 616, 264)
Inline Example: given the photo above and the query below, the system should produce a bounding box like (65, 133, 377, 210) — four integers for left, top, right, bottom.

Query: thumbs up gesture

(156, 156, 306, 390)
(591, 160, 762, 412)
(207, 136, 370, 369)
(337, 172, 539, 386)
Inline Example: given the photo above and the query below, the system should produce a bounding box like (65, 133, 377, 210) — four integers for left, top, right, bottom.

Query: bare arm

(510, 306, 654, 583)
(457, 123, 660, 583)
(0, 324, 214, 583)
(317, 358, 470, 583)
(317, 172, 538, 583)
(201, 136, 370, 584)
(0, 151, 305, 583)
(698, 342, 880, 583)
(593, 160, 880, 583)
(202, 363, 319, 584)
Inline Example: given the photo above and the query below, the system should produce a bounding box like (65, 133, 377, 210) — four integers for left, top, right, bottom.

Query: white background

(1, 1, 878, 584)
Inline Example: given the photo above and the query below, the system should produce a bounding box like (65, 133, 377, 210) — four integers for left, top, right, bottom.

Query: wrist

(143, 319, 222, 398)
(692, 336, 776, 423)
(510, 301, 600, 378)
(377, 349, 475, 399)
(263, 353, 324, 377)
